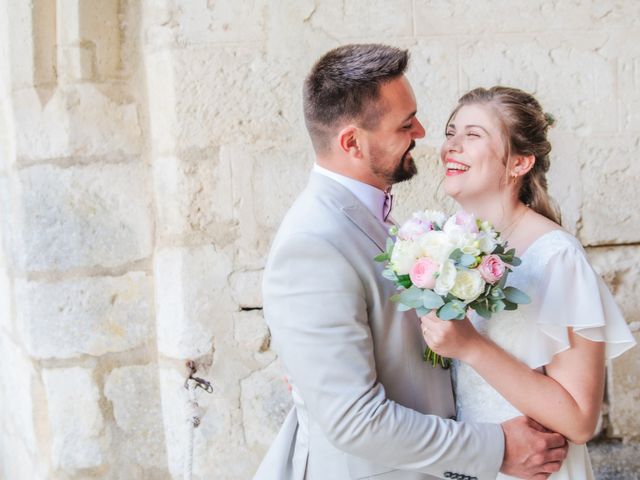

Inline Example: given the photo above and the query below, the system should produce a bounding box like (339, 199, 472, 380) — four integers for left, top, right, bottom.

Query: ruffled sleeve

(521, 240, 636, 369)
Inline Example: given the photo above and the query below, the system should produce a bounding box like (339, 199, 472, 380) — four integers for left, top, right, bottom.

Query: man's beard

(371, 141, 417, 185)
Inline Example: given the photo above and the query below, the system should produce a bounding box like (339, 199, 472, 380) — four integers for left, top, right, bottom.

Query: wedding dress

(453, 230, 636, 480)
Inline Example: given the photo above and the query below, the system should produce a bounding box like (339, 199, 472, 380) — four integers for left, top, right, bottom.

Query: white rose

(434, 259, 457, 296)
(418, 231, 455, 264)
(422, 210, 448, 228)
(390, 239, 422, 275)
(450, 269, 485, 301)
(478, 233, 498, 254)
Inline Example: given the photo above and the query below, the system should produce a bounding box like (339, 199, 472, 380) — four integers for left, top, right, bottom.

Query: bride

(421, 86, 636, 479)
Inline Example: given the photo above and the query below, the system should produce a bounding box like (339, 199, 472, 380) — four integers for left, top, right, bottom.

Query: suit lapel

(307, 172, 390, 252)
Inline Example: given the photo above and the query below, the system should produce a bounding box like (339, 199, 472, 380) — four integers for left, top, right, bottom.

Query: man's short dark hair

(303, 44, 409, 153)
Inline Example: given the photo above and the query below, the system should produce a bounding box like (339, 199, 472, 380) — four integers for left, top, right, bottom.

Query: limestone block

(240, 360, 292, 449)
(620, 58, 640, 133)
(152, 151, 234, 243)
(229, 270, 263, 309)
(578, 137, 640, 245)
(234, 310, 269, 353)
(104, 364, 167, 469)
(41, 367, 105, 470)
(414, 1, 637, 35)
(144, 47, 300, 153)
(155, 245, 234, 359)
(458, 37, 615, 135)
(15, 162, 153, 272)
(12, 84, 142, 162)
(16, 272, 153, 359)
(607, 327, 640, 441)
(175, 0, 267, 44)
(587, 246, 640, 325)
(406, 39, 461, 145)
(225, 143, 312, 267)
(0, 335, 38, 453)
(306, 0, 412, 38)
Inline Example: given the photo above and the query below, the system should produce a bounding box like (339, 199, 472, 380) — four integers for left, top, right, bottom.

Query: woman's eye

(467, 132, 480, 137)
(402, 124, 412, 130)
(445, 132, 454, 138)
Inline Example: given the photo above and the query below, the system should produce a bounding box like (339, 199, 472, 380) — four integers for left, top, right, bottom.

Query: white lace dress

(453, 230, 636, 480)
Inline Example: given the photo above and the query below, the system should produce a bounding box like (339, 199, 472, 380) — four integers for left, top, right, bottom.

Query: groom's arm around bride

(254, 44, 567, 480)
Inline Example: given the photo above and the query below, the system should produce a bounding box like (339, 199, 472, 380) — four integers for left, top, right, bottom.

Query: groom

(255, 44, 567, 480)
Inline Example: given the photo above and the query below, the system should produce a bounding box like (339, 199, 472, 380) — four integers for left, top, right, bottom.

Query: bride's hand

(420, 311, 481, 361)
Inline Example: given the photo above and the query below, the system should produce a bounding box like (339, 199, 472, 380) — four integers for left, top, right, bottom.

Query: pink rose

(477, 254, 506, 284)
(454, 210, 479, 234)
(410, 258, 439, 289)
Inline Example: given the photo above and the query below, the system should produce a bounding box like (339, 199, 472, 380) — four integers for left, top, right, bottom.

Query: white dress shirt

(313, 164, 390, 225)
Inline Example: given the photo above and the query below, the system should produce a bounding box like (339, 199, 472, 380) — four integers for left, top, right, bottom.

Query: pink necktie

(383, 192, 393, 222)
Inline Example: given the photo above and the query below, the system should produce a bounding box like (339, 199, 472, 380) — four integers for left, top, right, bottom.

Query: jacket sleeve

(263, 232, 504, 479)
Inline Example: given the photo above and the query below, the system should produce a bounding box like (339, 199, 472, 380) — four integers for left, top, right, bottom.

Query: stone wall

(0, 1, 638, 479)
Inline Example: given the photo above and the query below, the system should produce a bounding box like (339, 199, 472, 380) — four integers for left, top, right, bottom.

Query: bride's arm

(421, 314, 605, 444)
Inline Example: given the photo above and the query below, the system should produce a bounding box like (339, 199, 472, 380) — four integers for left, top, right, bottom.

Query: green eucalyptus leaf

(399, 286, 424, 308)
(473, 301, 492, 319)
(460, 254, 476, 267)
(415, 306, 430, 317)
(490, 299, 506, 313)
(390, 294, 401, 303)
(374, 252, 389, 262)
(509, 256, 522, 267)
(449, 248, 463, 262)
(503, 299, 517, 311)
(503, 286, 531, 304)
(422, 289, 445, 309)
(396, 302, 413, 312)
(382, 268, 397, 281)
(490, 287, 505, 300)
(386, 237, 395, 252)
(437, 300, 466, 320)
(492, 244, 505, 255)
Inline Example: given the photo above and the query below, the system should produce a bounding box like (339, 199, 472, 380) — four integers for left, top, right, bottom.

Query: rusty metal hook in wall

(184, 360, 214, 394)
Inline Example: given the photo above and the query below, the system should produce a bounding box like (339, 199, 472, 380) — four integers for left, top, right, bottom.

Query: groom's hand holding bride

(421, 313, 569, 479)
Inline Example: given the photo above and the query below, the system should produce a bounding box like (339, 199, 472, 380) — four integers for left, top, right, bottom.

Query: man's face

(360, 76, 426, 188)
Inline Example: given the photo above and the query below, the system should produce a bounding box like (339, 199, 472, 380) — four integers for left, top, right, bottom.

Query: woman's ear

(510, 154, 535, 177)
(338, 125, 362, 159)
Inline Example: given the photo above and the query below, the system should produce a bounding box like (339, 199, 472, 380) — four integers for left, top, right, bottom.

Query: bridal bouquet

(375, 210, 531, 368)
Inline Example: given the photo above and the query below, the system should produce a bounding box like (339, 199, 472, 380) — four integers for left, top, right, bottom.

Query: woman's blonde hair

(447, 86, 561, 225)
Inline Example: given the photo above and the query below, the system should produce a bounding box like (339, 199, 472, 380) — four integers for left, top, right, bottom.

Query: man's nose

(413, 118, 426, 139)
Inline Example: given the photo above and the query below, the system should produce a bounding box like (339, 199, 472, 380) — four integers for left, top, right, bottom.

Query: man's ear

(337, 125, 362, 158)
(510, 154, 535, 177)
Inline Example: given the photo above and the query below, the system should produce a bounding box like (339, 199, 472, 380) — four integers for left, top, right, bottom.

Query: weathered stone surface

(155, 245, 234, 359)
(579, 137, 640, 245)
(12, 85, 142, 162)
(15, 162, 153, 272)
(415, 1, 640, 35)
(240, 361, 292, 449)
(152, 151, 234, 242)
(16, 272, 153, 359)
(145, 47, 300, 153)
(104, 364, 167, 469)
(234, 310, 269, 354)
(229, 270, 263, 309)
(226, 143, 312, 268)
(41, 367, 105, 470)
(589, 438, 640, 480)
(458, 37, 615, 135)
(607, 327, 640, 441)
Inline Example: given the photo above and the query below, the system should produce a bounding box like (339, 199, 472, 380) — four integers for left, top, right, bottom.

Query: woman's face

(440, 103, 509, 204)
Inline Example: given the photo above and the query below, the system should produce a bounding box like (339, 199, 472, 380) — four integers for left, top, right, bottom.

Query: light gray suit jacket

(255, 173, 504, 480)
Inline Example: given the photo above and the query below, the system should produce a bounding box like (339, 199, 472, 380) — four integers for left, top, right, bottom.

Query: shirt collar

(313, 164, 389, 224)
